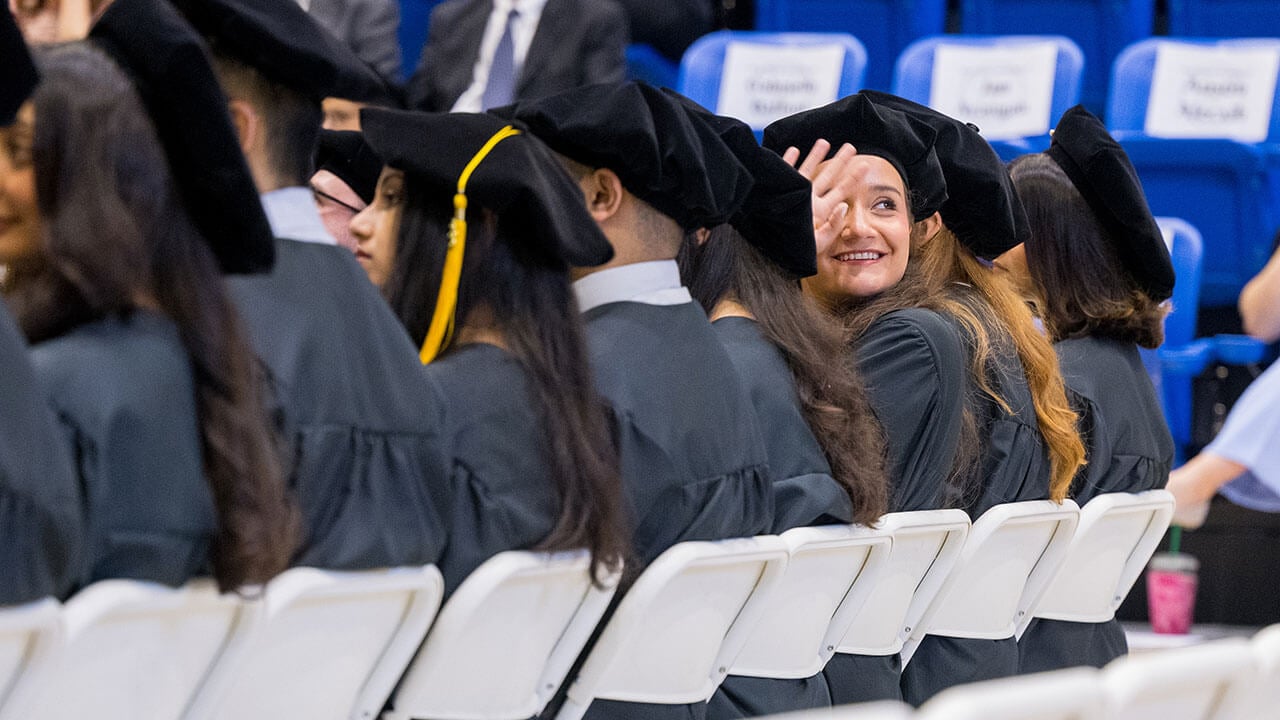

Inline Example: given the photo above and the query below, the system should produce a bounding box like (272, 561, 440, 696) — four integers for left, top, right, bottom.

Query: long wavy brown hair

(385, 178, 630, 584)
(843, 223, 1086, 503)
(679, 225, 889, 524)
(5, 43, 297, 591)
(1009, 153, 1169, 349)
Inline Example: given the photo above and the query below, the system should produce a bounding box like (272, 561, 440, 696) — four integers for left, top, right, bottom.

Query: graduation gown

(227, 238, 448, 571)
(706, 316, 848, 719)
(823, 308, 966, 706)
(422, 343, 561, 594)
(1018, 336, 1173, 673)
(900, 294, 1053, 706)
(579, 300, 773, 720)
(29, 311, 215, 590)
(0, 300, 82, 604)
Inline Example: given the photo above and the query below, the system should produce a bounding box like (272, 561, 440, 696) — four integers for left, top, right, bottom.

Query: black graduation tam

(90, 0, 274, 274)
(491, 81, 754, 231)
(664, 90, 815, 277)
(861, 90, 1028, 260)
(361, 108, 614, 269)
(171, 0, 389, 103)
(1047, 105, 1175, 301)
(762, 93, 947, 221)
(1, 9, 36, 126)
(314, 130, 382, 205)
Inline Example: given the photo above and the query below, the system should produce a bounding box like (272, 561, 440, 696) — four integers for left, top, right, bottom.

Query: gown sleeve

(855, 309, 967, 512)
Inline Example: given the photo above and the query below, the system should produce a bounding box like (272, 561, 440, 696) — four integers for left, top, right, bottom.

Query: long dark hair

(1009, 153, 1168, 349)
(679, 225, 889, 524)
(384, 178, 630, 582)
(7, 43, 297, 591)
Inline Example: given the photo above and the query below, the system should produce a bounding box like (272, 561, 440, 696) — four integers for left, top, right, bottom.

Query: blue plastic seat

(959, 0, 1154, 115)
(1168, 0, 1280, 38)
(1153, 218, 1213, 463)
(1107, 38, 1280, 308)
(398, 0, 448, 81)
(891, 35, 1084, 161)
(677, 31, 867, 133)
(753, 0, 946, 92)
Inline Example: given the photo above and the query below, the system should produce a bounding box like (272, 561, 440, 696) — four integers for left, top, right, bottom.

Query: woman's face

(348, 166, 403, 288)
(803, 154, 913, 306)
(0, 103, 41, 268)
(311, 169, 365, 252)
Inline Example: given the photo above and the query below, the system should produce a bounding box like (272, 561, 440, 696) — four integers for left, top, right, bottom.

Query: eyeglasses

(311, 185, 365, 214)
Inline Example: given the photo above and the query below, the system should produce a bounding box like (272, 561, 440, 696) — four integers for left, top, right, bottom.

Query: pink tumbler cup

(1147, 552, 1199, 635)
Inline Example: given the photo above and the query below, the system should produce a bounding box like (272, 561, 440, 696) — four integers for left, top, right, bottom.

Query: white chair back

(1103, 639, 1257, 720)
(188, 565, 443, 720)
(836, 510, 970, 656)
(1029, 490, 1174, 631)
(0, 598, 59, 720)
(917, 667, 1104, 720)
(1211, 624, 1280, 719)
(6, 581, 245, 720)
(904, 500, 1080, 664)
(729, 524, 891, 680)
(554, 536, 790, 720)
(384, 550, 620, 720)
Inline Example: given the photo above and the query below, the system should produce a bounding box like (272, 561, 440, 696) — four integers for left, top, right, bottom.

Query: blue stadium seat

(398, 0, 448, 81)
(959, 0, 1155, 115)
(678, 31, 867, 133)
(626, 44, 680, 89)
(891, 35, 1084, 161)
(1107, 38, 1280, 308)
(1168, 0, 1280, 38)
(1153, 218, 1213, 464)
(753, 0, 945, 92)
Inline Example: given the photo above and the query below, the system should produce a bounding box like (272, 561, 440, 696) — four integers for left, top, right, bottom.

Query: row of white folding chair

(770, 632, 1269, 720)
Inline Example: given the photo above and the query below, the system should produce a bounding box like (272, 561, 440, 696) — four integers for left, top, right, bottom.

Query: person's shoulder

(868, 307, 965, 355)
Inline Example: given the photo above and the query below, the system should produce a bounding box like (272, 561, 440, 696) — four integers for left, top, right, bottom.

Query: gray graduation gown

(823, 308, 967, 706)
(0, 300, 82, 603)
(1018, 336, 1173, 674)
(30, 312, 214, 590)
(422, 343, 561, 595)
(227, 238, 448, 571)
(707, 316, 850, 719)
(577, 300, 773, 720)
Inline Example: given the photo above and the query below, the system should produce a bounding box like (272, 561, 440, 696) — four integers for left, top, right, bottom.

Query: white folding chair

(383, 550, 621, 720)
(762, 700, 914, 719)
(554, 536, 790, 720)
(903, 500, 1080, 665)
(187, 565, 444, 720)
(0, 598, 59, 720)
(727, 524, 892, 682)
(1023, 490, 1174, 636)
(1235, 624, 1280, 717)
(916, 667, 1104, 720)
(834, 510, 970, 659)
(2, 580, 248, 720)
(1103, 639, 1257, 720)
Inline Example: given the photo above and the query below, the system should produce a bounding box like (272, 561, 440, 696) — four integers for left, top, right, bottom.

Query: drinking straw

(1170, 525, 1183, 554)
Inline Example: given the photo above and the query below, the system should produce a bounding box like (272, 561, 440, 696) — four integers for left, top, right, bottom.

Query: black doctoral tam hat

(492, 81, 755, 231)
(314, 130, 383, 205)
(90, 0, 274, 274)
(762, 92, 948, 220)
(860, 91, 1029, 260)
(665, 90, 815, 278)
(360, 108, 614, 269)
(1047, 105, 1175, 301)
(1, 9, 36, 126)
(171, 0, 389, 103)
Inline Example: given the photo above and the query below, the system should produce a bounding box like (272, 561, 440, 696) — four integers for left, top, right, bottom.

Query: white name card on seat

(928, 42, 1058, 140)
(717, 42, 846, 130)
(1145, 43, 1280, 143)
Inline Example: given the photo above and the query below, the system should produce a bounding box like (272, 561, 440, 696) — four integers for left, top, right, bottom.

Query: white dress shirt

(261, 187, 337, 245)
(572, 260, 694, 314)
(450, 0, 550, 113)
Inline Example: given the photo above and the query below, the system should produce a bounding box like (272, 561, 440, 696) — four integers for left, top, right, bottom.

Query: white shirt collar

(572, 260, 693, 314)
(261, 187, 336, 246)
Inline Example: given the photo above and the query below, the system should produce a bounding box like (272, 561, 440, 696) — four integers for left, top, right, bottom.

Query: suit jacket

(407, 0, 627, 112)
(307, 0, 402, 81)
